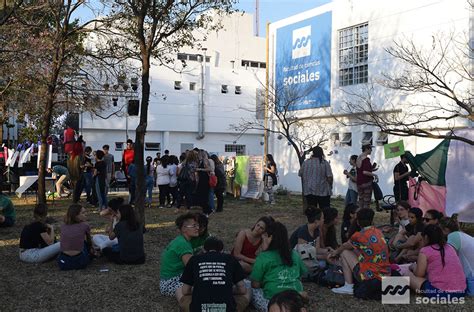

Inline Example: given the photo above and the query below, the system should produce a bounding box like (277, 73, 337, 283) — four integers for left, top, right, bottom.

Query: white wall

(268, 0, 471, 196)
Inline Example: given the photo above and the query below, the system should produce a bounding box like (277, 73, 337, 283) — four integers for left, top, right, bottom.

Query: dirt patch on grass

(0, 194, 470, 311)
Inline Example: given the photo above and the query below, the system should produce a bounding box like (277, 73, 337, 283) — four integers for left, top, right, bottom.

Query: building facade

(268, 0, 473, 196)
(82, 12, 266, 159)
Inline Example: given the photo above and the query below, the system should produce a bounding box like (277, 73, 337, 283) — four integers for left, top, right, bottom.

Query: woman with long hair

(210, 154, 227, 212)
(423, 209, 443, 226)
(177, 150, 199, 210)
(263, 154, 278, 204)
(157, 155, 171, 208)
(102, 204, 145, 264)
(394, 207, 425, 263)
(250, 222, 307, 312)
(57, 204, 92, 270)
(320, 207, 339, 250)
(406, 225, 466, 298)
(232, 216, 274, 274)
(341, 204, 358, 244)
(440, 214, 474, 295)
(168, 155, 179, 207)
(19, 204, 60, 263)
(290, 206, 323, 248)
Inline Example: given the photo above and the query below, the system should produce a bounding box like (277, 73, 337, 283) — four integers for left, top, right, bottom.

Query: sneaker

(331, 283, 353, 295)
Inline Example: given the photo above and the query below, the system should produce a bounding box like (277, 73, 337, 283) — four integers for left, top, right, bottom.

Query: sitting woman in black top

(19, 203, 60, 263)
(103, 204, 145, 264)
(290, 207, 322, 248)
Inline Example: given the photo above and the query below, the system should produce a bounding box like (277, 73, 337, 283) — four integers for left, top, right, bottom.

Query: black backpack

(178, 164, 191, 183)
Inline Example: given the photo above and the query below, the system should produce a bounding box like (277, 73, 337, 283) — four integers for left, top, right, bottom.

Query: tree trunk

(134, 55, 150, 226)
(298, 156, 306, 214)
(37, 92, 55, 205)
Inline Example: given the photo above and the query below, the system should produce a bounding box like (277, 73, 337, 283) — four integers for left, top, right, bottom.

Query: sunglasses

(183, 224, 199, 229)
(423, 217, 433, 222)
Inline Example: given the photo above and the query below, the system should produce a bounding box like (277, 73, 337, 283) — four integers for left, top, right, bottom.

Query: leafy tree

(98, 0, 236, 223)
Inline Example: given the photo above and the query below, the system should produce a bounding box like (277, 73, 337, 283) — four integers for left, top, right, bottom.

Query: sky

(236, 0, 332, 36)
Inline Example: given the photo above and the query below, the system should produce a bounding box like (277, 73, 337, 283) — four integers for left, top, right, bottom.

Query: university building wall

(269, 0, 471, 196)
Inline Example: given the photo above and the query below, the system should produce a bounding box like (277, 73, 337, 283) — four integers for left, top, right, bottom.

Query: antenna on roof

(255, 0, 259, 36)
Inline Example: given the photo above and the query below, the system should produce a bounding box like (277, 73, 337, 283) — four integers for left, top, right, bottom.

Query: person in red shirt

(329, 208, 391, 295)
(356, 145, 378, 210)
(121, 139, 135, 175)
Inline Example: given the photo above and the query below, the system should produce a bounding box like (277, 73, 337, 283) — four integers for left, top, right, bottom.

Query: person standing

(102, 145, 115, 196)
(121, 139, 135, 176)
(263, 154, 278, 204)
(211, 154, 227, 212)
(298, 146, 333, 209)
(356, 145, 377, 210)
(157, 156, 171, 209)
(343, 155, 358, 207)
(93, 150, 108, 211)
(179, 237, 250, 312)
(393, 153, 410, 202)
(145, 156, 155, 207)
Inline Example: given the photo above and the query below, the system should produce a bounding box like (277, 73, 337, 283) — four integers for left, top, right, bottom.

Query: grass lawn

(1, 192, 471, 311)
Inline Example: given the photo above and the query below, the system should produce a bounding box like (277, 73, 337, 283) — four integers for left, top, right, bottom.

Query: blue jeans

(95, 179, 107, 209)
(208, 188, 215, 211)
(57, 243, 90, 270)
(145, 176, 154, 204)
(345, 189, 358, 207)
(83, 171, 93, 200)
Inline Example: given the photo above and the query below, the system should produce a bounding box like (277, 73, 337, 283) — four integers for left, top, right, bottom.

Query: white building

(268, 0, 472, 196)
(82, 12, 266, 159)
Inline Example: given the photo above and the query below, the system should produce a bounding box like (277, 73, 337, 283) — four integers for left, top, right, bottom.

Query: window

(235, 86, 242, 94)
(338, 23, 368, 86)
(376, 132, 388, 145)
(188, 54, 198, 61)
(145, 142, 161, 151)
(241, 60, 266, 69)
(115, 142, 123, 151)
(225, 144, 246, 155)
(176, 53, 210, 63)
(361, 131, 373, 145)
(174, 81, 182, 90)
(340, 132, 352, 146)
(177, 53, 187, 61)
(221, 84, 228, 93)
(189, 82, 196, 91)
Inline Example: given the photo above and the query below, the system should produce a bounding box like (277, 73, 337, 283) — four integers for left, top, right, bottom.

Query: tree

(98, 0, 235, 224)
(338, 29, 473, 145)
(0, 1, 113, 203)
(232, 80, 332, 209)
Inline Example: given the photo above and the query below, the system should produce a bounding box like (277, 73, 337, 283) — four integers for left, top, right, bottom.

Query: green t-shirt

(250, 250, 306, 299)
(160, 235, 193, 280)
(190, 232, 210, 255)
(0, 195, 15, 220)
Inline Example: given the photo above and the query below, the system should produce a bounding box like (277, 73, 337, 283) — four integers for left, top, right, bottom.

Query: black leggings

(215, 188, 225, 212)
(158, 184, 170, 206)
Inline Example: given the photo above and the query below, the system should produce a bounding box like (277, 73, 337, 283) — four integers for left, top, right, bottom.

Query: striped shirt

(298, 157, 333, 196)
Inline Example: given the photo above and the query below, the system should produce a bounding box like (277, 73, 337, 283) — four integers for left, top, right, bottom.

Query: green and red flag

(384, 140, 405, 159)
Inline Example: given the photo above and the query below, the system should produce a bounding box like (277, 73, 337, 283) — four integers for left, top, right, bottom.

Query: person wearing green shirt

(250, 222, 307, 312)
(190, 213, 210, 255)
(0, 193, 16, 227)
(159, 213, 199, 298)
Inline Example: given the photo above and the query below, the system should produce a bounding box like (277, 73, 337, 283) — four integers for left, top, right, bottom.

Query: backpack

(316, 264, 345, 288)
(208, 174, 217, 188)
(354, 278, 382, 300)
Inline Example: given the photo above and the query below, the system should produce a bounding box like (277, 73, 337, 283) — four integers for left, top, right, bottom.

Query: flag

(384, 140, 405, 159)
(234, 156, 249, 186)
(405, 129, 474, 222)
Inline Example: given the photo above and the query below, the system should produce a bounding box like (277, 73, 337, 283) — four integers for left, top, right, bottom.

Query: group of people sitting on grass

(157, 203, 473, 311)
(18, 197, 145, 269)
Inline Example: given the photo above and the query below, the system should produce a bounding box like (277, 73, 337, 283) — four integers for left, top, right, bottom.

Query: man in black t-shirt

(393, 153, 411, 202)
(179, 237, 250, 312)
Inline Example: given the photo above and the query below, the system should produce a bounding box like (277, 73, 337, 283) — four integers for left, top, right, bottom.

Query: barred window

(339, 23, 368, 86)
(225, 144, 246, 155)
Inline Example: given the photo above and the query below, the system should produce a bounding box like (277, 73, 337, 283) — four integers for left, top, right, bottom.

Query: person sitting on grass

(250, 221, 307, 312)
(404, 224, 466, 299)
(179, 237, 251, 312)
(290, 206, 322, 249)
(320, 207, 339, 250)
(19, 203, 60, 263)
(394, 207, 424, 263)
(329, 209, 391, 295)
(159, 213, 200, 297)
(190, 213, 210, 255)
(102, 204, 145, 265)
(0, 192, 15, 228)
(268, 290, 308, 312)
(92, 198, 124, 251)
(440, 214, 474, 295)
(232, 216, 274, 275)
(423, 209, 443, 226)
(57, 204, 93, 270)
(341, 204, 358, 244)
